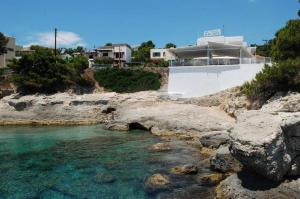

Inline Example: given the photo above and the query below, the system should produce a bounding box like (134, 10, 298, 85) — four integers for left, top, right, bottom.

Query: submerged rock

(144, 173, 171, 193)
(94, 172, 116, 184)
(199, 173, 227, 185)
(170, 164, 198, 175)
(149, 143, 172, 152)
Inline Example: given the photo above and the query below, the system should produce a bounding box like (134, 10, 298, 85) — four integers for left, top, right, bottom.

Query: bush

(271, 20, 300, 61)
(242, 59, 300, 103)
(8, 48, 91, 94)
(145, 60, 169, 67)
(94, 68, 161, 93)
(94, 57, 114, 65)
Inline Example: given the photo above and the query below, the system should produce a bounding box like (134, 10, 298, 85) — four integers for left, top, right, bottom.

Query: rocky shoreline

(0, 89, 299, 198)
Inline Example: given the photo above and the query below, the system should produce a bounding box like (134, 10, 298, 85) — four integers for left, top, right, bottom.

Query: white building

(0, 37, 16, 68)
(150, 48, 176, 61)
(94, 44, 132, 64)
(164, 29, 271, 98)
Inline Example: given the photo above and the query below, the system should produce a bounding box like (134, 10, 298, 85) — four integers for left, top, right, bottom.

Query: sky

(1, 0, 299, 49)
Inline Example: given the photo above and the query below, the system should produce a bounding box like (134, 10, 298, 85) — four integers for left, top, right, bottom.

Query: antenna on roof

(222, 25, 225, 36)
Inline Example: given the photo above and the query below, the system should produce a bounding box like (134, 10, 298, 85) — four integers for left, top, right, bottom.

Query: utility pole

(119, 45, 121, 68)
(54, 28, 57, 56)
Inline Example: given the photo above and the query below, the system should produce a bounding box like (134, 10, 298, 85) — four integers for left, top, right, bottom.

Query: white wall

(168, 64, 264, 98)
(197, 36, 245, 46)
(150, 49, 176, 61)
(113, 46, 132, 63)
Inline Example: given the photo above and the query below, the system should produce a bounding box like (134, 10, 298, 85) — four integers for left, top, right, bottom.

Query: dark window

(103, 52, 108, 57)
(153, 52, 161, 57)
(115, 52, 124, 59)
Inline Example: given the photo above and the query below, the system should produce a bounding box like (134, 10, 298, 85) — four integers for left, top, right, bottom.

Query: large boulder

(230, 110, 300, 181)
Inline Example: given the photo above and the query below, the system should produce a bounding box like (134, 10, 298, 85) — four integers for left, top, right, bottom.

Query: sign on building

(204, 29, 222, 37)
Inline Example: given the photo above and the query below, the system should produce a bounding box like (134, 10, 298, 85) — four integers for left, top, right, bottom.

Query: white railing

(170, 57, 271, 67)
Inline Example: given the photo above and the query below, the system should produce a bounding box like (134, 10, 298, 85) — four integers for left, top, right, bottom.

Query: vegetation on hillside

(8, 48, 93, 94)
(242, 18, 300, 103)
(94, 68, 161, 93)
(132, 41, 155, 62)
(165, 43, 176, 49)
(0, 32, 8, 55)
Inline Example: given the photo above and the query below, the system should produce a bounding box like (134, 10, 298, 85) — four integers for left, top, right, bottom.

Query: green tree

(165, 43, 176, 49)
(75, 46, 85, 54)
(134, 41, 155, 62)
(251, 40, 273, 57)
(8, 48, 91, 94)
(105, 43, 113, 46)
(0, 32, 8, 55)
(271, 19, 300, 61)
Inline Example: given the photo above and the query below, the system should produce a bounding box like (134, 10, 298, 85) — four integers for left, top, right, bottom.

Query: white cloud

(25, 31, 85, 48)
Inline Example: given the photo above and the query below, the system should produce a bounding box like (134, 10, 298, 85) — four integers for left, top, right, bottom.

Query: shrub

(271, 20, 300, 62)
(94, 57, 114, 65)
(241, 59, 300, 103)
(8, 48, 92, 94)
(94, 68, 161, 93)
(145, 60, 169, 67)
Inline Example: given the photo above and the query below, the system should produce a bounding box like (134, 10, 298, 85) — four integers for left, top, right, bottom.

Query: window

(115, 52, 124, 59)
(153, 52, 161, 57)
(163, 52, 166, 57)
(103, 52, 109, 57)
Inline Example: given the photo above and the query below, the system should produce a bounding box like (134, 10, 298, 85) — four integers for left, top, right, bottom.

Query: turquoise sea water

(0, 126, 214, 199)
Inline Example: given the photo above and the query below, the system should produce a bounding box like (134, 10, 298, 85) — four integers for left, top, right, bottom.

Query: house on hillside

(0, 36, 16, 68)
(92, 44, 132, 66)
(150, 48, 176, 61)
(15, 46, 35, 59)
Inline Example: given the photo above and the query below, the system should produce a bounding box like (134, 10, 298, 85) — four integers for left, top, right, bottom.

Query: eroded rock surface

(144, 174, 171, 193)
(210, 145, 242, 173)
(108, 102, 235, 136)
(230, 110, 300, 181)
(216, 172, 300, 199)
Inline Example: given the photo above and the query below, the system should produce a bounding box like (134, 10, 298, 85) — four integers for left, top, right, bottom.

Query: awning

(169, 42, 253, 59)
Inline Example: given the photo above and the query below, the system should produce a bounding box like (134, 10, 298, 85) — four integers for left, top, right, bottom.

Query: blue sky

(1, 0, 299, 49)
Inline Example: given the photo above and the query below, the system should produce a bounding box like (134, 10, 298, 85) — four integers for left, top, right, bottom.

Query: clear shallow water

(0, 125, 214, 199)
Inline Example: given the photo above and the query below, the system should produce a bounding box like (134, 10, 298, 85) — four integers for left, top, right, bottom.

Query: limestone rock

(112, 102, 235, 136)
(216, 172, 300, 199)
(144, 173, 171, 193)
(261, 92, 300, 113)
(94, 172, 116, 184)
(199, 131, 230, 148)
(170, 164, 198, 175)
(210, 145, 242, 173)
(149, 143, 172, 152)
(230, 110, 300, 181)
(199, 173, 227, 185)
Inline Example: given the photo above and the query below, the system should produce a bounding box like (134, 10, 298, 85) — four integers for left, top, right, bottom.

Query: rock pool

(0, 125, 215, 199)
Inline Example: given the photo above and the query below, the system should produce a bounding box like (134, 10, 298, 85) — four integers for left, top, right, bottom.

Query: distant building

(0, 37, 16, 68)
(93, 44, 132, 64)
(150, 48, 176, 61)
(15, 46, 35, 59)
